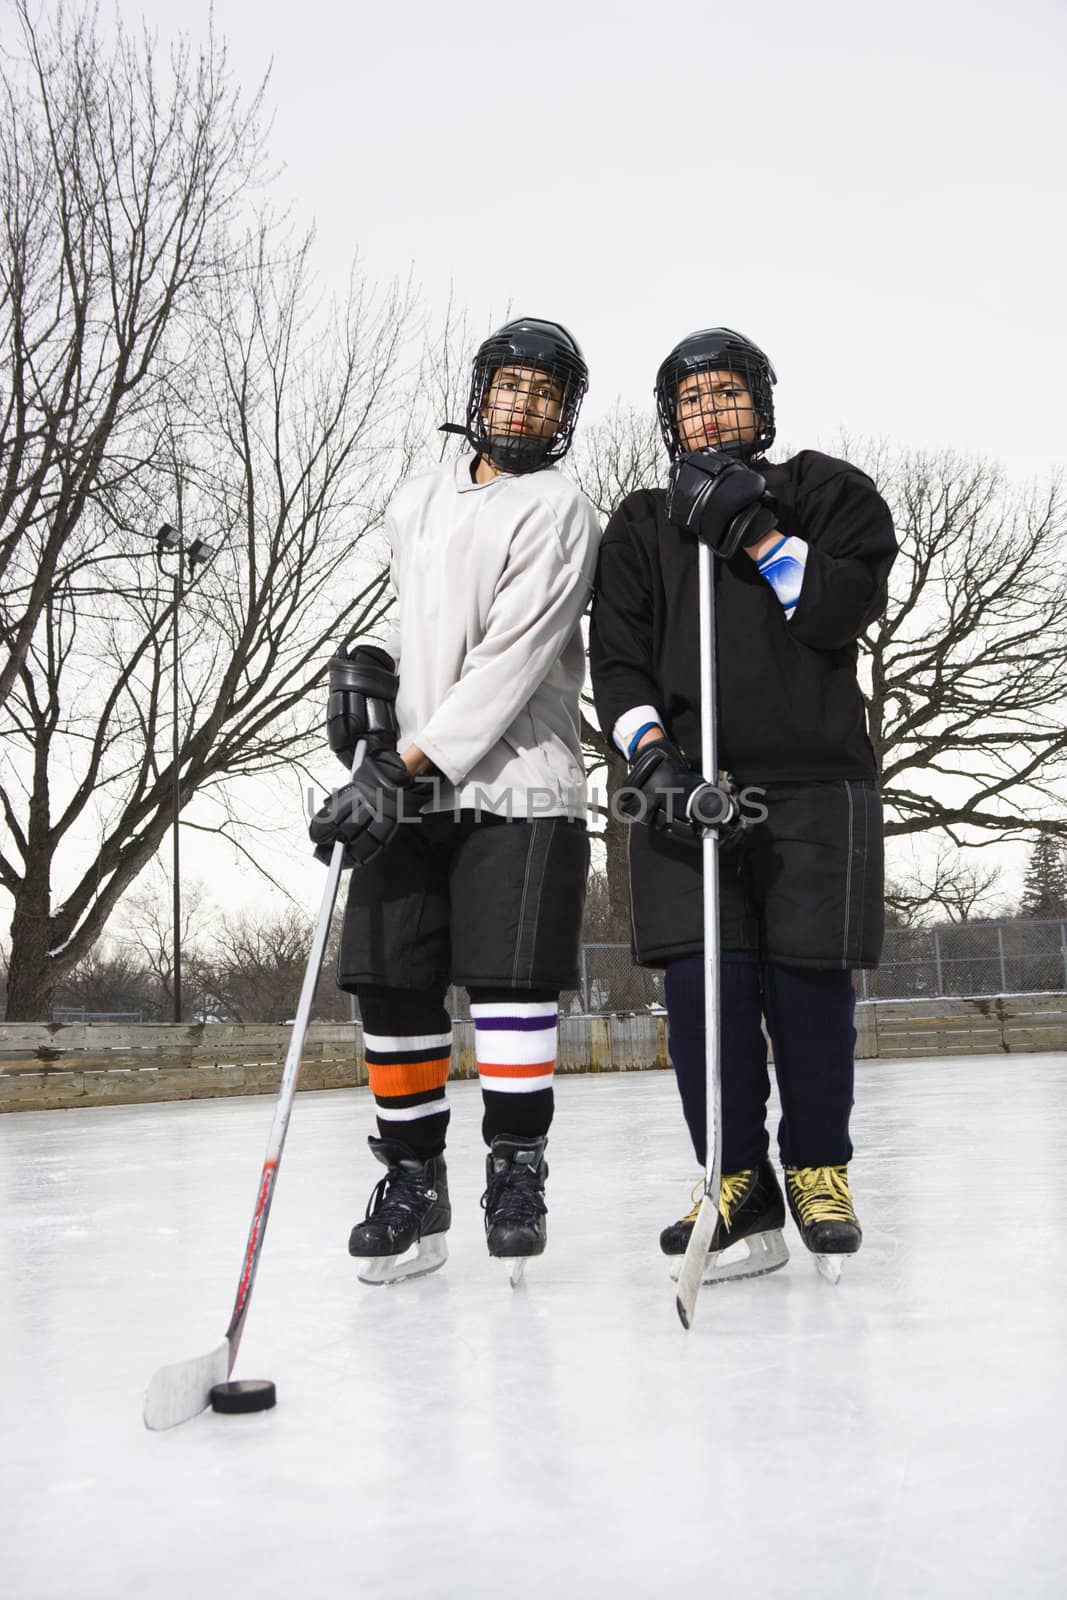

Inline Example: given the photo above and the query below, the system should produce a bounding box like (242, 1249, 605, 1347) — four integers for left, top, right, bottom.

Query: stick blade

(143, 1340, 230, 1431)
(674, 1193, 720, 1330)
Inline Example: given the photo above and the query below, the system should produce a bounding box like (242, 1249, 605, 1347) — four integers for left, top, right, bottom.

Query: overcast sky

(16, 0, 1066, 932)
(120, 0, 1067, 486)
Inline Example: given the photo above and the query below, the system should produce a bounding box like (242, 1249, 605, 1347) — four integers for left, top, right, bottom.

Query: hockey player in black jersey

(590, 328, 897, 1283)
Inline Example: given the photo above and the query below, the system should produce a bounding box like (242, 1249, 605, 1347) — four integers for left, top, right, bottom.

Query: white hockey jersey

(385, 452, 601, 818)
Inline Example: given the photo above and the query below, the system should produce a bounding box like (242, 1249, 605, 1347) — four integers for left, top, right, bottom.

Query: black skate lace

(481, 1165, 547, 1227)
(366, 1166, 432, 1225)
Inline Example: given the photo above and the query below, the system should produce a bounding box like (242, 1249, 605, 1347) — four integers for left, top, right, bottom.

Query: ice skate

(482, 1135, 548, 1286)
(348, 1136, 451, 1285)
(784, 1164, 861, 1283)
(662, 1158, 789, 1285)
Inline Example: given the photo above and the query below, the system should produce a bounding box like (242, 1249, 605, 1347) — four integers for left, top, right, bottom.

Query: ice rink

(3, 1054, 1066, 1599)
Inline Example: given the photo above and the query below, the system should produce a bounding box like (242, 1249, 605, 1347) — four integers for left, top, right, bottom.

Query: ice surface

(2, 1057, 1066, 1599)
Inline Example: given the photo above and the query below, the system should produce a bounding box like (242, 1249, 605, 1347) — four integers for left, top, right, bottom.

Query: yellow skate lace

(785, 1165, 856, 1227)
(679, 1180, 704, 1226)
(680, 1170, 753, 1230)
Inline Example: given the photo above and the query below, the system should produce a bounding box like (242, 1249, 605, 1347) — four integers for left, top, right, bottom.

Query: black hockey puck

(209, 1379, 277, 1414)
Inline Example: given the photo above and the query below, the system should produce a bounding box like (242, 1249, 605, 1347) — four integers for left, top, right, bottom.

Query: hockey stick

(675, 547, 723, 1330)
(143, 740, 367, 1430)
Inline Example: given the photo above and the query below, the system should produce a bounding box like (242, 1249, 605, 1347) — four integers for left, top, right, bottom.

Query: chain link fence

(448, 920, 1067, 1016)
(858, 918, 1067, 1000)
(448, 943, 663, 1020)
(50, 1007, 145, 1023)
(33, 923, 1067, 1028)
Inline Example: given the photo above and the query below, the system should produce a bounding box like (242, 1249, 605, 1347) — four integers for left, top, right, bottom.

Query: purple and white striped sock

(469, 993, 559, 1144)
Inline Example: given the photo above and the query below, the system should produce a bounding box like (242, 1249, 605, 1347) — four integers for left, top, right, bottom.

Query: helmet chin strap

(437, 422, 551, 475)
(692, 432, 766, 465)
(483, 433, 552, 473)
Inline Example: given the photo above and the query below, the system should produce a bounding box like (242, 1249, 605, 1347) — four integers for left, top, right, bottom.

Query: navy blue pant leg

(760, 961, 856, 1167)
(664, 951, 771, 1171)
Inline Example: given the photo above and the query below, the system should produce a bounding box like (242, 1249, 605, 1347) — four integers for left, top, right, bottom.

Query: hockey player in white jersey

(310, 319, 601, 1284)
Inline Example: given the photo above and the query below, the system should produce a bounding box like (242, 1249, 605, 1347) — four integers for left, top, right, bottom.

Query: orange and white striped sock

(469, 993, 558, 1144)
(358, 989, 451, 1158)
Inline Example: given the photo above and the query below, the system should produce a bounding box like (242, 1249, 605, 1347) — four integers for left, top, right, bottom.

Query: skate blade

(814, 1253, 843, 1284)
(669, 1228, 790, 1287)
(355, 1233, 448, 1286)
(500, 1258, 528, 1288)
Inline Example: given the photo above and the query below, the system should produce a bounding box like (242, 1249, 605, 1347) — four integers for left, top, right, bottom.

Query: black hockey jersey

(589, 451, 898, 784)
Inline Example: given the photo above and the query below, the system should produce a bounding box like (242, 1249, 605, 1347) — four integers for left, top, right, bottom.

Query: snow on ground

(2, 1056, 1065, 1599)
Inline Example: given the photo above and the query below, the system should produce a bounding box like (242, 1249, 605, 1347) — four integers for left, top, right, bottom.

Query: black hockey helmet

(655, 327, 776, 461)
(444, 317, 589, 474)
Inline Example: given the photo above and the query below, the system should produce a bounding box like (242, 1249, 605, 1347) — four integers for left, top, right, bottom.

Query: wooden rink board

(0, 1014, 670, 1112)
(2, 996, 1065, 1112)
(859, 993, 1067, 1059)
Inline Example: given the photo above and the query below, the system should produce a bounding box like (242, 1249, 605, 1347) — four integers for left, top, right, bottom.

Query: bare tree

(191, 906, 348, 1023)
(0, 194, 424, 1017)
(885, 848, 1003, 927)
(53, 941, 164, 1020)
(567, 406, 669, 940)
(862, 445, 1067, 846)
(0, 2, 265, 709)
(569, 402, 666, 522)
(580, 868, 613, 941)
(411, 288, 482, 463)
(38, 898, 349, 1024)
(117, 870, 210, 1015)
(0, 56, 441, 1030)
(0, 7, 497, 1021)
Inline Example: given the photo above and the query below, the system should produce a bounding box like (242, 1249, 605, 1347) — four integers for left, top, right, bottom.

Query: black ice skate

(784, 1164, 862, 1284)
(348, 1136, 451, 1285)
(661, 1158, 790, 1286)
(482, 1135, 548, 1287)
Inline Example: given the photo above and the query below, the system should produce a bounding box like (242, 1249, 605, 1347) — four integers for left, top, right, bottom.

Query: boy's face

(674, 368, 760, 454)
(483, 365, 564, 440)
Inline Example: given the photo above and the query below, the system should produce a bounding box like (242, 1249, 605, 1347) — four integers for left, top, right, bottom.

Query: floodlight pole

(155, 480, 215, 1027)
(171, 478, 183, 1025)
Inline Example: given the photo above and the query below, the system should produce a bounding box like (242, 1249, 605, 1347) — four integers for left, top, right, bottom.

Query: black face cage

(466, 338, 588, 473)
(656, 348, 776, 463)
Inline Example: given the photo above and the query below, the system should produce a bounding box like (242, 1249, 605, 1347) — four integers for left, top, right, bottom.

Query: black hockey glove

(326, 644, 400, 769)
(619, 737, 739, 846)
(309, 749, 413, 869)
(665, 451, 778, 559)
